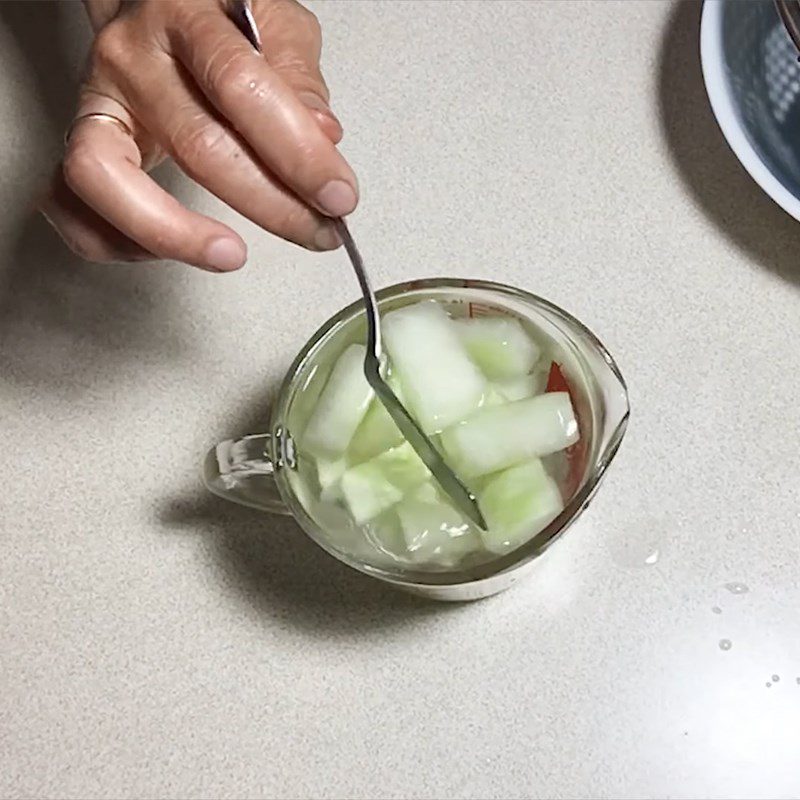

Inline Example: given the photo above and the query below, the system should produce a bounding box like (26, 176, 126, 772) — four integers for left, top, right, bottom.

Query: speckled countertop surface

(2, 1, 800, 798)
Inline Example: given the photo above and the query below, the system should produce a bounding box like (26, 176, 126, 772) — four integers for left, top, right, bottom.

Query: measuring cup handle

(202, 433, 290, 515)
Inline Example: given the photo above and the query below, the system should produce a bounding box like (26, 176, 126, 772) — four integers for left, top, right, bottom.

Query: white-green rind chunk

(302, 343, 373, 459)
(383, 301, 486, 433)
(456, 316, 540, 380)
(440, 391, 579, 477)
(340, 467, 401, 525)
(340, 442, 431, 524)
(397, 490, 480, 567)
(482, 385, 508, 408)
(316, 457, 347, 502)
(310, 499, 374, 560)
(365, 512, 409, 563)
(493, 372, 543, 403)
(316, 457, 347, 491)
(348, 374, 406, 463)
(478, 459, 563, 554)
(410, 482, 439, 504)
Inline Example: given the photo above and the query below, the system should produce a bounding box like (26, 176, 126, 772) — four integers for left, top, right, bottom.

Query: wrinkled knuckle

(299, 7, 322, 39)
(178, 7, 219, 54)
(146, 0, 182, 26)
(271, 52, 315, 80)
(206, 50, 259, 105)
(62, 145, 100, 192)
(170, 119, 234, 179)
(269, 0, 321, 37)
(92, 23, 130, 72)
(281, 7, 322, 57)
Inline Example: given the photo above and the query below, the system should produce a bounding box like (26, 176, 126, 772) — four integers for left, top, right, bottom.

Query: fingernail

(316, 180, 357, 217)
(205, 237, 246, 271)
(298, 92, 340, 126)
(313, 225, 341, 251)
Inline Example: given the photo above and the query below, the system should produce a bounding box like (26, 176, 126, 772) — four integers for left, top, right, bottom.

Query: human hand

(40, 0, 358, 272)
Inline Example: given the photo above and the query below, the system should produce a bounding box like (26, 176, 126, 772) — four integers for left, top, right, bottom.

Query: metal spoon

(333, 220, 486, 529)
(229, 0, 261, 50)
(227, 0, 485, 527)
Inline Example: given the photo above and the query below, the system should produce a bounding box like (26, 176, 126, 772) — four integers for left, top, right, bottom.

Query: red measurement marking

(545, 361, 588, 500)
(467, 302, 502, 319)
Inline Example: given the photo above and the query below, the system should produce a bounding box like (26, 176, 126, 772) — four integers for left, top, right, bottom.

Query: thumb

(256, 0, 343, 143)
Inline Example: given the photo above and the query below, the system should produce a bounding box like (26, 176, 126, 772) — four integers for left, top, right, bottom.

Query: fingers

(124, 59, 340, 251)
(52, 0, 353, 271)
(171, 4, 358, 218)
(40, 168, 152, 264)
(257, 0, 343, 144)
(62, 104, 247, 273)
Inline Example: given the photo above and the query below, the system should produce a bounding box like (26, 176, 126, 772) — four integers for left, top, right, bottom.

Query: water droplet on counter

(724, 582, 749, 595)
(605, 520, 670, 570)
(796, 677, 800, 685)
(766, 682, 772, 688)
(719, 639, 732, 651)
(644, 548, 659, 565)
(712, 606, 722, 614)
(773, 674, 780, 683)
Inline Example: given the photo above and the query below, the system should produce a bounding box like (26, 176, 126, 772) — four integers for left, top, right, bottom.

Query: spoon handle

(333, 219, 486, 530)
(333, 218, 382, 365)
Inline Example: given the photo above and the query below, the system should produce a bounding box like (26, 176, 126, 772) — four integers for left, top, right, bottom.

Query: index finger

(170, 6, 358, 218)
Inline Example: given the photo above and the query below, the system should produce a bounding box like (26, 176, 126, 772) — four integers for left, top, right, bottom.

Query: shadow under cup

(205, 279, 630, 601)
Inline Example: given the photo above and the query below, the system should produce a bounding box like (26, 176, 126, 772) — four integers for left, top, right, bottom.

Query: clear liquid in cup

(284, 296, 590, 574)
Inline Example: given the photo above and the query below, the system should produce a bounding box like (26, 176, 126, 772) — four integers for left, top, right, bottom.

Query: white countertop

(2, 1, 800, 797)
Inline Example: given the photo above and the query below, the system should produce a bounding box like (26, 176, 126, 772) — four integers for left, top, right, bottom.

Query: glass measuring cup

(203, 278, 629, 601)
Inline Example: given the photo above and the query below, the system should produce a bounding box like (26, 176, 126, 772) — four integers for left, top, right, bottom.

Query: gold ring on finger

(64, 112, 134, 146)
